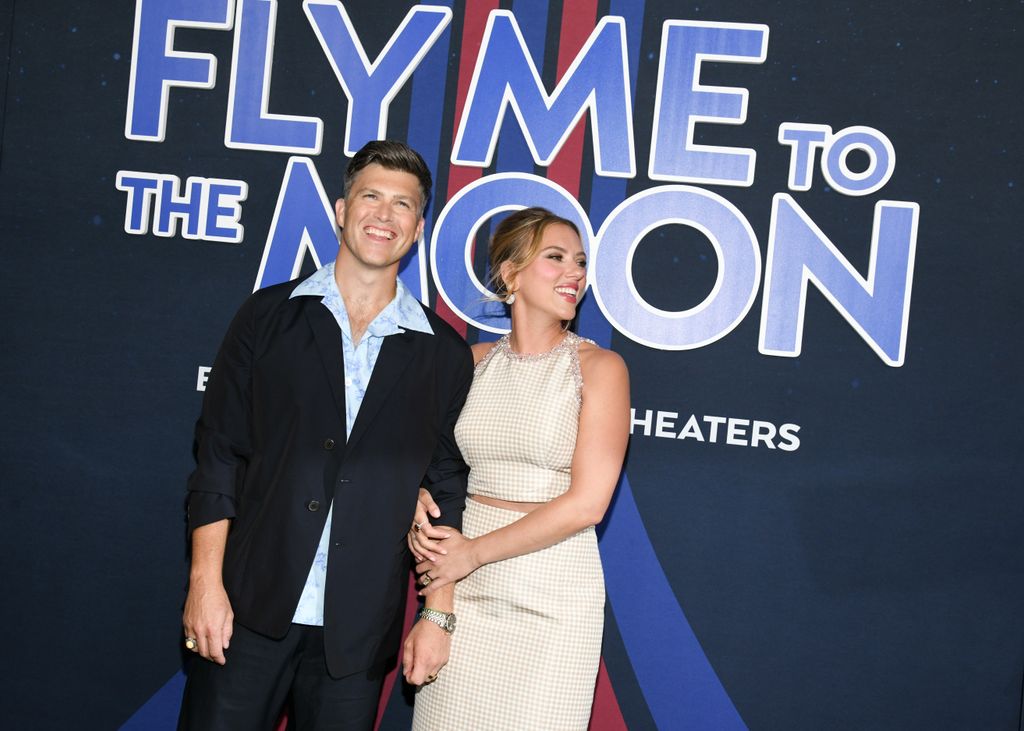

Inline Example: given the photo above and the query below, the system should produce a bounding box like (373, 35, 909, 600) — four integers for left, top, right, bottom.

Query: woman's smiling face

(507, 223, 587, 322)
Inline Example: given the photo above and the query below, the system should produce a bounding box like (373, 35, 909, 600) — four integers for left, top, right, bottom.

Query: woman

(404, 207, 630, 730)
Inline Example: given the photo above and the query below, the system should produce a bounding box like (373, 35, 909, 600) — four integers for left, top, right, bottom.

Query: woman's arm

(418, 345, 629, 595)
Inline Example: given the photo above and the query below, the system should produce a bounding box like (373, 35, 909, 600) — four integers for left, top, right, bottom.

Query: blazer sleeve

(185, 293, 257, 532)
(421, 340, 474, 531)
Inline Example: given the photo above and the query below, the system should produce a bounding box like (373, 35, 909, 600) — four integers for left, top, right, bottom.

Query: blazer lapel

(305, 301, 347, 424)
(345, 330, 418, 455)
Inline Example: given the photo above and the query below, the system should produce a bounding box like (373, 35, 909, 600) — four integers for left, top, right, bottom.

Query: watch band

(419, 607, 456, 634)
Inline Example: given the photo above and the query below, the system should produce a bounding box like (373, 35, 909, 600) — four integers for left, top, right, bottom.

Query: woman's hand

(415, 529, 478, 595)
(407, 488, 450, 562)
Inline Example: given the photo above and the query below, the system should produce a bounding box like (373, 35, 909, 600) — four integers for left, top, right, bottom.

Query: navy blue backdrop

(1, 1, 1021, 729)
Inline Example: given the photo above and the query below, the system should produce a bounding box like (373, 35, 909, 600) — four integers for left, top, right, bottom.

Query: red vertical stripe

(589, 658, 630, 731)
(451, 4, 499, 148)
(546, 4, 630, 727)
(546, 0, 599, 194)
(434, 1, 501, 334)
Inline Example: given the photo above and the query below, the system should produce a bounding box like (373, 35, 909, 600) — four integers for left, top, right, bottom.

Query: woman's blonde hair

(487, 207, 581, 300)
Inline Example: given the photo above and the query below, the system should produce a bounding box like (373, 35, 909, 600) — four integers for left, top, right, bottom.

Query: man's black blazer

(186, 276, 473, 677)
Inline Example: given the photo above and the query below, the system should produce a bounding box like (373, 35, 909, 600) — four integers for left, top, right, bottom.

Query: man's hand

(402, 616, 451, 686)
(407, 488, 447, 561)
(182, 575, 234, 665)
(183, 519, 233, 664)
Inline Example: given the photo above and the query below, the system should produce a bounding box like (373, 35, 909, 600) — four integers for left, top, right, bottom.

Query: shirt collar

(291, 261, 433, 337)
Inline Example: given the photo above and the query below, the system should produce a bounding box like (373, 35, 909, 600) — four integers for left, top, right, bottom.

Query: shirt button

(345, 377, 353, 387)
(307, 500, 320, 512)
(323, 438, 335, 450)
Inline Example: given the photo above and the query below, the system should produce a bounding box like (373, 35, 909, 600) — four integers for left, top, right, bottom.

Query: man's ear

(334, 198, 346, 228)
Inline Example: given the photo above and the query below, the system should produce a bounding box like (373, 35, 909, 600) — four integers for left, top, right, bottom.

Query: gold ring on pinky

(184, 637, 198, 651)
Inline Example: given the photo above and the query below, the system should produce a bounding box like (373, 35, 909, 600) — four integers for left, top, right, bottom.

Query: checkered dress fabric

(412, 501, 604, 730)
(455, 332, 587, 504)
(413, 332, 605, 730)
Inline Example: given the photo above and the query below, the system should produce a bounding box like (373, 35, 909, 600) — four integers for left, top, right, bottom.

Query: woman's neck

(506, 313, 567, 355)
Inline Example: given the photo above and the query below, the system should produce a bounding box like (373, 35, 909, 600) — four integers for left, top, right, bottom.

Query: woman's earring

(506, 292, 516, 305)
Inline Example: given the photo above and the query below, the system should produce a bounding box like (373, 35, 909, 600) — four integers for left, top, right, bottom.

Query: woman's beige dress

(412, 332, 605, 731)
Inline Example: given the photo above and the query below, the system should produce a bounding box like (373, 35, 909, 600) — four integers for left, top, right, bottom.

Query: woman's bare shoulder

(578, 340, 628, 385)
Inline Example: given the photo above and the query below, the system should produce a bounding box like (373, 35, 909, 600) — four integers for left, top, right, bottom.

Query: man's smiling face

(335, 163, 425, 273)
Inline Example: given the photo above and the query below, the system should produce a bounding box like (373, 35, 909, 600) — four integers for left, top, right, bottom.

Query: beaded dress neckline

(493, 331, 583, 362)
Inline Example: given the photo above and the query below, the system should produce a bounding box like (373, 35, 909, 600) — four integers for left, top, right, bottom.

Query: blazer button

(323, 438, 335, 450)
(307, 500, 320, 512)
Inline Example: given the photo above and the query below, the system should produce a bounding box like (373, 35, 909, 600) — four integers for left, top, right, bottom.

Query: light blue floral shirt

(289, 261, 433, 625)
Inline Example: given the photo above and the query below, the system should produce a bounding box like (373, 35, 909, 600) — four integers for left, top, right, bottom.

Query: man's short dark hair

(343, 139, 433, 215)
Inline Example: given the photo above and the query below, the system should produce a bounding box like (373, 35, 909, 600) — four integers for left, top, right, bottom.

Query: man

(178, 140, 471, 730)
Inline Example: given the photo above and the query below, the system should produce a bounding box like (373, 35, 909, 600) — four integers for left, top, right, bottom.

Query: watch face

(445, 615, 456, 632)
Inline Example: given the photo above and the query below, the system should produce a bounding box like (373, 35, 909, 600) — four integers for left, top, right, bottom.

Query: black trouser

(177, 623, 384, 731)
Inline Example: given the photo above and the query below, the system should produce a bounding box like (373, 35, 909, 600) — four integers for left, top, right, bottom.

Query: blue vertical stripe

(403, 1, 454, 302)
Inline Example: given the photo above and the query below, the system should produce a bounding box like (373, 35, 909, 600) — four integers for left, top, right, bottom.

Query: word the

(116, 172, 247, 243)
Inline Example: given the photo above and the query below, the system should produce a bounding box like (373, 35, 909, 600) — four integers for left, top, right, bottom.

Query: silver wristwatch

(419, 607, 456, 634)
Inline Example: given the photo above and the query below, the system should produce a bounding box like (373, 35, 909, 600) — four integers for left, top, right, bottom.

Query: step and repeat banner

(1, 1, 1021, 729)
